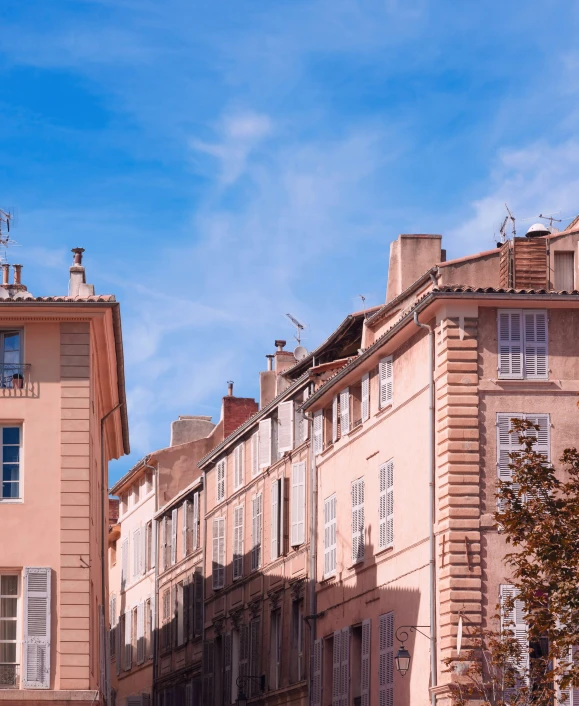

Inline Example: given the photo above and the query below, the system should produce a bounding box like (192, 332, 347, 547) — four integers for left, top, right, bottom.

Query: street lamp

(394, 626, 430, 677)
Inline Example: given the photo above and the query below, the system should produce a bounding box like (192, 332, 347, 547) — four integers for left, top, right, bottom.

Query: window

(133, 527, 141, 579)
(498, 310, 548, 380)
(233, 506, 244, 580)
(212, 518, 225, 590)
(145, 522, 153, 572)
(145, 599, 152, 659)
(277, 401, 294, 454)
(313, 411, 323, 455)
(249, 618, 261, 697)
(271, 478, 283, 561)
(332, 628, 350, 705)
(133, 481, 140, 505)
(1, 426, 21, 499)
(554, 251, 574, 291)
(171, 508, 178, 566)
(216, 459, 226, 503)
(161, 589, 171, 652)
(339, 389, 350, 435)
(291, 462, 306, 547)
(350, 382, 362, 428)
(109, 593, 116, 662)
(176, 582, 184, 646)
(145, 470, 153, 495)
(251, 433, 259, 478)
(110, 540, 117, 568)
(361, 373, 370, 422)
(324, 495, 337, 578)
(259, 419, 272, 469)
(351, 478, 365, 564)
(290, 600, 304, 683)
(121, 538, 129, 590)
(120, 493, 128, 516)
(234, 443, 244, 491)
(0, 575, 18, 666)
(184, 497, 199, 557)
(379, 356, 393, 408)
(379, 460, 394, 550)
(378, 613, 394, 706)
(0, 331, 21, 389)
(270, 610, 281, 690)
(251, 494, 263, 571)
(332, 395, 339, 443)
(119, 613, 126, 670)
(500, 585, 528, 679)
(132, 607, 138, 664)
(312, 639, 323, 706)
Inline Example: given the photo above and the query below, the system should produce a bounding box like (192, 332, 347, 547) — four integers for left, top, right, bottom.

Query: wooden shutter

(498, 310, 523, 379)
(150, 591, 155, 659)
(313, 410, 323, 455)
(340, 389, 350, 435)
(137, 602, 145, 664)
(171, 508, 178, 565)
(259, 419, 272, 468)
(216, 459, 226, 502)
(23, 567, 51, 689)
(125, 610, 132, 671)
(251, 494, 262, 571)
(182, 500, 189, 558)
(379, 612, 394, 706)
(233, 505, 244, 580)
(193, 492, 200, 550)
(361, 619, 371, 706)
(224, 632, 232, 706)
(278, 401, 294, 453)
(251, 433, 259, 477)
(340, 627, 350, 706)
(234, 443, 244, 490)
(500, 584, 529, 680)
(294, 403, 305, 446)
(239, 623, 249, 679)
(379, 356, 393, 407)
(497, 413, 523, 509)
(312, 639, 323, 706)
(351, 478, 365, 563)
(361, 373, 370, 422)
(332, 396, 339, 442)
(560, 645, 579, 705)
(249, 619, 260, 696)
(160, 519, 166, 573)
(121, 538, 129, 588)
(271, 480, 280, 560)
(291, 462, 305, 546)
(379, 460, 394, 549)
(115, 614, 122, 675)
(212, 518, 225, 589)
(194, 567, 203, 636)
(202, 641, 214, 706)
(524, 311, 548, 379)
(133, 528, 141, 578)
(324, 495, 337, 577)
(332, 631, 341, 706)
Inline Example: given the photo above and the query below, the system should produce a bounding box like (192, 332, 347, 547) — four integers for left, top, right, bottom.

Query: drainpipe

(100, 403, 123, 706)
(413, 311, 437, 706)
(302, 406, 318, 706)
(201, 470, 207, 661)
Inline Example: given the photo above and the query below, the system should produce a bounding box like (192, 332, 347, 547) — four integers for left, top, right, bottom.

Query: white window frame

(0, 573, 20, 670)
(1, 425, 22, 502)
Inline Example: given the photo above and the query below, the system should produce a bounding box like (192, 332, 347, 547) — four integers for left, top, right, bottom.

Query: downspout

(413, 311, 437, 706)
(201, 470, 207, 667)
(100, 403, 122, 705)
(302, 407, 317, 706)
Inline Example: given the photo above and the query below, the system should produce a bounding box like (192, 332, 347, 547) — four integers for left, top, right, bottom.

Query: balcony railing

(0, 364, 31, 392)
(0, 663, 20, 689)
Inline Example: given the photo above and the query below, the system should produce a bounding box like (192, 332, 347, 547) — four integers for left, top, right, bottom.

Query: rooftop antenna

(0, 209, 19, 264)
(505, 204, 516, 237)
(359, 294, 366, 307)
(286, 313, 305, 345)
(539, 213, 563, 229)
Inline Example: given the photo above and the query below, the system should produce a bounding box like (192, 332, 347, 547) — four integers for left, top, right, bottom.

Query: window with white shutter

(251, 433, 259, 478)
(216, 459, 226, 503)
(379, 460, 394, 550)
(332, 631, 341, 706)
(340, 627, 350, 706)
(379, 356, 393, 408)
(324, 495, 337, 578)
(361, 374, 370, 422)
(378, 612, 394, 706)
(313, 411, 323, 455)
(212, 518, 225, 590)
(251, 494, 263, 571)
(133, 527, 141, 579)
(224, 631, 232, 704)
(121, 538, 129, 589)
(22, 568, 51, 689)
(233, 505, 244, 580)
(312, 639, 323, 706)
(259, 419, 272, 468)
(271, 479, 280, 561)
(125, 609, 132, 671)
(278, 401, 294, 454)
(137, 602, 145, 664)
(193, 492, 200, 550)
(234, 443, 244, 490)
(351, 478, 365, 564)
(559, 645, 579, 706)
(500, 584, 529, 683)
(498, 309, 548, 380)
(340, 389, 350, 436)
(194, 567, 203, 637)
(332, 396, 339, 443)
(182, 500, 189, 558)
(361, 619, 371, 706)
(291, 462, 306, 547)
(171, 508, 178, 566)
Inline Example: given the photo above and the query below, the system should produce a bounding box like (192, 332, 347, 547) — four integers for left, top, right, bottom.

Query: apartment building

(109, 458, 157, 706)
(301, 225, 579, 706)
(0, 250, 128, 704)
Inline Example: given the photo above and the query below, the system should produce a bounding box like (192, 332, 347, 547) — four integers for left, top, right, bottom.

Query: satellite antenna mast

(505, 203, 516, 237)
(0, 209, 18, 264)
(539, 213, 562, 229)
(286, 313, 305, 345)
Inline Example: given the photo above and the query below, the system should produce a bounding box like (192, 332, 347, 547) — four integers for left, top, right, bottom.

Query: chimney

(386, 234, 442, 303)
(69, 247, 96, 298)
(266, 355, 274, 371)
(1, 264, 8, 287)
(260, 354, 277, 408)
(222, 394, 259, 438)
(170, 415, 215, 446)
(12, 264, 22, 286)
(274, 339, 296, 395)
(227, 381, 234, 396)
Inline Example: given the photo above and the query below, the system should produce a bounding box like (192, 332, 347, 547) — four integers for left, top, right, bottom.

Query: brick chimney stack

(69, 247, 96, 298)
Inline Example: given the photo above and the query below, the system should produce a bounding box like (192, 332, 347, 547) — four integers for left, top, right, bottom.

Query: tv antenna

(499, 204, 516, 243)
(0, 209, 19, 264)
(286, 313, 305, 345)
(539, 213, 563, 229)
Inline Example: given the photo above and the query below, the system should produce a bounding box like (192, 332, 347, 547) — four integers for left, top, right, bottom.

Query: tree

(446, 418, 579, 705)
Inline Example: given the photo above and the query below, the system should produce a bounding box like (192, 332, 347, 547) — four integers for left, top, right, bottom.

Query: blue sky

(2, 0, 579, 483)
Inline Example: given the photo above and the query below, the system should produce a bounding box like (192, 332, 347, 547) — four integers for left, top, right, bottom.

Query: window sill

(0, 498, 23, 504)
(320, 573, 336, 584)
(495, 377, 550, 384)
(347, 423, 364, 437)
(347, 559, 365, 570)
(375, 403, 392, 418)
(375, 546, 394, 558)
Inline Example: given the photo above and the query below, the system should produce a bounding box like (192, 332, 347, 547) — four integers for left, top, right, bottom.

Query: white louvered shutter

(312, 639, 323, 706)
(291, 462, 306, 546)
(271, 479, 280, 560)
(182, 500, 189, 558)
(324, 495, 337, 578)
(340, 627, 350, 706)
(251, 494, 262, 571)
(115, 614, 122, 675)
(313, 411, 323, 455)
(121, 538, 129, 588)
(141, 524, 147, 575)
(498, 310, 523, 379)
(137, 602, 144, 665)
(251, 432, 259, 477)
(351, 478, 365, 563)
(216, 459, 226, 503)
(332, 396, 339, 442)
(133, 528, 141, 578)
(379, 612, 394, 706)
(497, 413, 523, 510)
(524, 311, 548, 379)
(150, 591, 155, 658)
(379, 460, 394, 549)
(278, 401, 294, 453)
(361, 373, 370, 422)
(361, 619, 371, 706)
(23, 567, 51, 689)
(332, 631, 341, 706)
(234, 443, 244, 490)
(340, 389, 350, 435)
(171, 508, 178, 565)
(193, 492, 200, 550)
(500, 584, 529, 682)
(259, 419, 272, 468)
(212, 518, 225, 590)
(560, 646, 579, 706)
(224, 632, 232, 705)
(233, 505, 244, 580)
(379, 356, 393, 408)
(125, 610, 132, 670)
